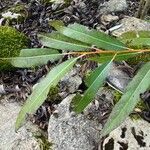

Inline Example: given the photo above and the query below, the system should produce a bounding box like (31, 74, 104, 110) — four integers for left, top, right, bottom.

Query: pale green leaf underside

(74, 61, 113, 113)
(17, 48, 61, 67)
(0, 48, 62, 68)
(52, 23, 127, 50)
(19, 48, 58, 56)
(101, 62, 150, 137)
(38, 32, 91, 51)
(15, 58, 78, 130)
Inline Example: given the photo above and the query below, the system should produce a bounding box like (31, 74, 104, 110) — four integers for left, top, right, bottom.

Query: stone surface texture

(100, 0, 128, 13)
(112, 16, 150, 36)
(60, 67, 82, 94)
(102, 117, 150, 150)
(107, 63, 131, 92)
(48, 95, 102, 150)
(0, 101, 41, 150)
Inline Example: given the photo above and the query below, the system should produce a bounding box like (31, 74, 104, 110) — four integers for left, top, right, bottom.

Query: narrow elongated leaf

(10, 48, 62, 67)
(15, 58, 78, 130)
(51, 22, 127, 50)
(38, 32, 91, 51)
(101, 62, 150, 137)
(88, 52, 139, 63)
(74, 60, 113, 113)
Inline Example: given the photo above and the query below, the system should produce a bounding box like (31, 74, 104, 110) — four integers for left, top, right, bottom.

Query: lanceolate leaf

(101, 62, 150, 137)
(15, 58, 78, 130)
(51, 22, 127, 50)
(10, 48, 62, 68)
(74, 60, 113, 113)
(38, 32, 91, 51)
(88, 52, 139, 63)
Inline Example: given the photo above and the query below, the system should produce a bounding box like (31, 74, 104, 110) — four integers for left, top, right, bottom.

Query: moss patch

(0, 26, 28, 71)
(34, 134, 53, 150)
(47, 86, 61, 103)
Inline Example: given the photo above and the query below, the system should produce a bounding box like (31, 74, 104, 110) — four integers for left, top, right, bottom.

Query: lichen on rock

(0, 26, 28, 71)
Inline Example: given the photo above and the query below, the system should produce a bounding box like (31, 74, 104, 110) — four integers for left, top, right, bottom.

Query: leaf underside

(12, 48, 62, 67)
(15, 58, 78, 130)
(74, 59, 113, 113)
(101, 62, 150, 137)
(38, 32, 91, 51)
(51, 23, 127, 50)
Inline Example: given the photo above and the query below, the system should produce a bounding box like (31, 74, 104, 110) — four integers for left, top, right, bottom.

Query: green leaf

(74, 60, 113, 113)
(101, 62, 150, 137)
(38, 32, 91, 51)
(52, 23, 127, 50)
(119, 31, 150, 48)
(15, 58, 78, 130)
(19, 48, 58, 57)
(88, 52, 139, 63)
(10, 48, 62, 68)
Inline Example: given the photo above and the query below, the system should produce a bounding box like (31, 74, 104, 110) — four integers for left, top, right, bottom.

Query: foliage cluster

(1, 21, 150, 137)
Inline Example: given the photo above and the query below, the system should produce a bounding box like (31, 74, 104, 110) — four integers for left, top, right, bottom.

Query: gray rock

(107, 63, 131, 92)
(101, 14, 119, 25)
(48, 95, 102, 150)
(0, 101, 41, 150)
(100, 0, 128, 13)
(60, 67, 82, 93)
(2, 11, 21, 19)
(112, 16, 150, 37)
(102, 117, 150, 150)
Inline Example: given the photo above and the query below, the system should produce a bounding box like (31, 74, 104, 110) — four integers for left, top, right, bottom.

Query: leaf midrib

(41, 35, 91, 49)
(62, 26, 128, 50)
(22, 58, 77, 112)
(0, 53, 63, 60)
(77, 62, 111, 111)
